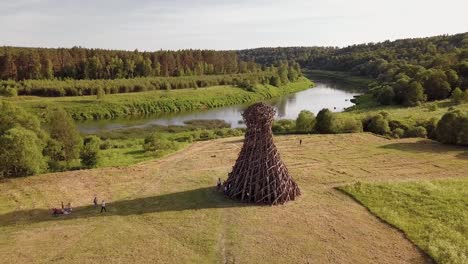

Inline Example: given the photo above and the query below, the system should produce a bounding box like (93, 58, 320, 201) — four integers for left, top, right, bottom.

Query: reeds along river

(77, 79, 361, 133)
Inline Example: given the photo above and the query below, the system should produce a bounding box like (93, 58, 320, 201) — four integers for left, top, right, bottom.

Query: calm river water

(78, 79, 361, 133)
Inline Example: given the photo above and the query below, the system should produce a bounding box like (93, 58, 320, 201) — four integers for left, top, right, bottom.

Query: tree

(402, 81, 426, 106)
(376, 85, 394, 105)
(436, 110, 468, 145)
(0, 127, 46, 177)
(423, 70, 452, 100)
(46, 107, 82, 163)
(315, 109, 336, 134)
(451, 87, 464, 104)
(80, 136, 101, 168)
(295, 110, 315, 133)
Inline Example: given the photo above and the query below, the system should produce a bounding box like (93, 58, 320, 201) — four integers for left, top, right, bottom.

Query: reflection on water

(78, 80, 361, 133)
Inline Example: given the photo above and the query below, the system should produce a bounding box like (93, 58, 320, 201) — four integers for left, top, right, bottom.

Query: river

(78, 79, 361, 133)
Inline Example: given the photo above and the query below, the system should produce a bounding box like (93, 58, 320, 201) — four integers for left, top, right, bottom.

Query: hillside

(1, 134, 466, 263)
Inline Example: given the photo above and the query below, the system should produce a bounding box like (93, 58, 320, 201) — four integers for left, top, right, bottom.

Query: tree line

(239, 32, 468, 106)
(0, 61, 301, 97)
(0, 47, 262, 81)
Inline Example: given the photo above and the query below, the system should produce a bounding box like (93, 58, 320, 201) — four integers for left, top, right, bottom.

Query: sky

(1, 0, 467, 51)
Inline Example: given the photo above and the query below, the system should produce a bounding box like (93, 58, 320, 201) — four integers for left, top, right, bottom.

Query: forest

(0, 47, 258, 81)
(239, 32, 468, 106)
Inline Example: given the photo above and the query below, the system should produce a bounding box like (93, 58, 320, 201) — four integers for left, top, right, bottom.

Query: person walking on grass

(100, 200, 107, 213)
(93, 195, 98, 207)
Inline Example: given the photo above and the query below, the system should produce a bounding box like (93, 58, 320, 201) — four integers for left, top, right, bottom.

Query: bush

(315, 109, 336, 134)
(365, 114, 390, 135)
(427, 104, 438, 111)
(436, 110, 468, 145)
(337, 118, 363, 133)
(392, 128, 405, 138)
(418, 118, 439, 139)
(272, 119, 296, 133)
(80, 136, 101, 168)
(451, 87, 464, 105)
(143, 133, 176, 153)
(295, 110, 315, 133)
(0, 127, 46, 177)
(405, 126, 427, 138)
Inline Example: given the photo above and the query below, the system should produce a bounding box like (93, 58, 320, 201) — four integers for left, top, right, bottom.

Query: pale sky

(1, 0, 467, 50)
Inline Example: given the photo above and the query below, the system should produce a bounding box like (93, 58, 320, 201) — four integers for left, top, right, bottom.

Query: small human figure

(67, 202, 72, 212)
(299, 139, 302, 145)
(223, 185, 228, 195)
(216, 178, 222, 191)
(93, 195, 98, 207)
(61, 201, 64, 210)
(100, 200, 107, 213)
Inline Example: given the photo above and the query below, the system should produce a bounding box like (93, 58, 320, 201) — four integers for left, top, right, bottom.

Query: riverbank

(5, 77, 312, 121)
(304, 69, 373, 90)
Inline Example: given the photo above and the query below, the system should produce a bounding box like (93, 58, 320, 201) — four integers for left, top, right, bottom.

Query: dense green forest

(239, 32, 468, 105)
(0, 47, 258, 81)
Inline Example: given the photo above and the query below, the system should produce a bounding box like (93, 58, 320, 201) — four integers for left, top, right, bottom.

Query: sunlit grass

(340, 179, 468, 264)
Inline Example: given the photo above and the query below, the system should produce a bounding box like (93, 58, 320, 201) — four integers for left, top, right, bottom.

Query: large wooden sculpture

(224, 103, 301, 205)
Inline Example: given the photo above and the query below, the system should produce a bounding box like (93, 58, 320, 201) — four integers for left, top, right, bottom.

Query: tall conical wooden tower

(224, 103, 300, 205)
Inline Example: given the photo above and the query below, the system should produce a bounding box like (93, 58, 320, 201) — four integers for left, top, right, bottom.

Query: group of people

(52, 202, 73, 216)
(216, 178, 231, 195)
(93, 195, 107, 213)
(51, 195, 107, 216)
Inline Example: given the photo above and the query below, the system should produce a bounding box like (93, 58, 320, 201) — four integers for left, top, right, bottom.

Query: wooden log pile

(224, 102, 301, 205)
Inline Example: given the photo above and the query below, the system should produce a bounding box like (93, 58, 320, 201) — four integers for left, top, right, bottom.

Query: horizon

(1, 0, 468, 51)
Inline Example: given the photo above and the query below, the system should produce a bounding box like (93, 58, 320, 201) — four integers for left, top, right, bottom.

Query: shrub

(366, 114, 390, 135)
(0, 127, 46, 177)
(427, 104, 439, 111)
(392, 128, 405, 138)
(143, 133, 176, 153)
(436, 110, 468, 145)
(418, 117, 439, 139)
(199, 130, 215, 141)
(451, 87, 464, 105)
(315, 109, 336, 134)
(337, 118, 363, 133)
(272, 119, 296, 133)
(4, 87, 18, 97)
(80, 136, 101, 168)
(295, 110, 315, 133)
(405, 126, 427, 138)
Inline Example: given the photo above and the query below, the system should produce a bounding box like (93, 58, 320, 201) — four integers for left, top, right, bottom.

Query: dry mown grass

(0, 133, 466, 263)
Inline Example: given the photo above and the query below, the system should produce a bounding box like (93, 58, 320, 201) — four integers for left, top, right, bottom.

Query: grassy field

(340, 180, 468, 264)
(4, 78, 312, 120)
(0, 133, 466, 263)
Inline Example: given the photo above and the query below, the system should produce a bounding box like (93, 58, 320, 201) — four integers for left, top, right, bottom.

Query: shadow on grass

(379, 140, 468, 159)
(0, 187, 249, 227)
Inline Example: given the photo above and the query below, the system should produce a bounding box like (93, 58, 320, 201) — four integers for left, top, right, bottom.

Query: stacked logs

(224, 102, 301, 205)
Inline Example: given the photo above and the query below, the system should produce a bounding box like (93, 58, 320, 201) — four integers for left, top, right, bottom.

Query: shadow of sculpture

(0, 187, 250, 227)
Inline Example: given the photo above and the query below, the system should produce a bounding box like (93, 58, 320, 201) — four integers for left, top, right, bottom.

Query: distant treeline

(0, 61, 302, 97)
(0, 47, 261, 81)
(239, 32, 468, 105)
